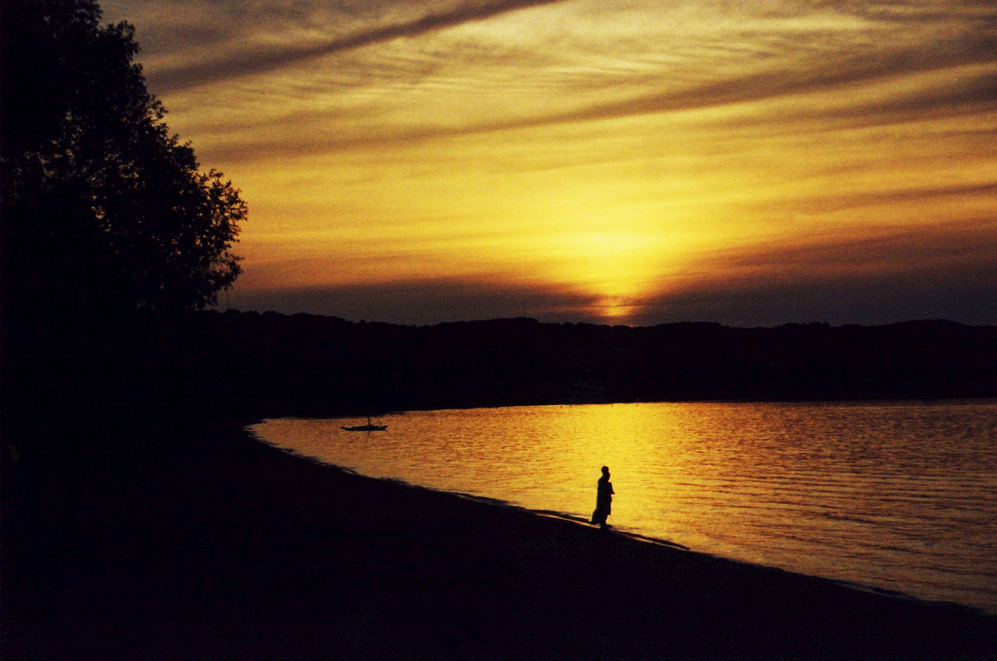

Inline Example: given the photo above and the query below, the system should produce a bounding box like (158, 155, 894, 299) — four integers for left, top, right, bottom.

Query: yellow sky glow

(102, 0, 997, 325)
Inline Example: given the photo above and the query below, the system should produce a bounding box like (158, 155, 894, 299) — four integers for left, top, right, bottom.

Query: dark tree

(1, 0, 246, 320)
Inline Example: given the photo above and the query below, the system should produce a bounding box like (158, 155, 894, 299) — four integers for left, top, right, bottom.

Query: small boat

(341, 416, 387, 432)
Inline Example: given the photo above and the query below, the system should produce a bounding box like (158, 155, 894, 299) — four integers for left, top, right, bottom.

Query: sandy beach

(3, 417, 995, 660)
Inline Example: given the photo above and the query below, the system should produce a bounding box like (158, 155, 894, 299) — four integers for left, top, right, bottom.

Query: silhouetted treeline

(8, 311, 995, 425)
(1, 0, 246, 322)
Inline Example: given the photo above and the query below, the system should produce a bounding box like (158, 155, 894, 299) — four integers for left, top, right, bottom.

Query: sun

(591, 296, 644, 323)
(547, 229, 663, 324)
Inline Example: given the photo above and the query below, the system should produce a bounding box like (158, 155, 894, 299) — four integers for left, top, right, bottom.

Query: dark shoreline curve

(267, 438, 993, 618)
(3, 418, 995, 660)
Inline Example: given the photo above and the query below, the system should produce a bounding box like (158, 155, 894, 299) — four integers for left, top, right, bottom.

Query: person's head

(601, 466, 610, 476)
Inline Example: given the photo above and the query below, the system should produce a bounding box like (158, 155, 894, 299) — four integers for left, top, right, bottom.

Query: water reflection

(251, 400, 997, 613)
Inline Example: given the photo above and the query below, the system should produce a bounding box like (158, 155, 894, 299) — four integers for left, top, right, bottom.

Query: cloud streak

(196, 59, 997, 163)
(632, 220, 997, 327)
(146, 0, 571, 93)
(154, 3, 996, 166)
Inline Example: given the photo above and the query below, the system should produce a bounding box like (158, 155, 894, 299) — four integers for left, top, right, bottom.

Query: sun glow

(103, 0, 997, 325)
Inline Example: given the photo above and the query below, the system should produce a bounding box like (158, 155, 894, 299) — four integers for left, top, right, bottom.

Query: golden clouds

(100, 0, 997, 324)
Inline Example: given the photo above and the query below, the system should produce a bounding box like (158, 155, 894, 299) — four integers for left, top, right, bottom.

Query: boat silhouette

(341, 416, 387, 432)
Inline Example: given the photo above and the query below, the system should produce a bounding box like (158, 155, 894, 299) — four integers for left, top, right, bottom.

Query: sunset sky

(101, 0, 996, 326)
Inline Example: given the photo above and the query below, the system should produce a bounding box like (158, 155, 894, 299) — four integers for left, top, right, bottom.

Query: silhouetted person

(592, 466, 614, 529)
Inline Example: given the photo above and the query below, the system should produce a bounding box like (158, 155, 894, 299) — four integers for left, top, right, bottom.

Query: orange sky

(102, 0, 997, 325)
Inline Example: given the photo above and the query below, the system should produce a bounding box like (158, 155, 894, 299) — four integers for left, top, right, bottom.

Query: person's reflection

(591, 466, 614, 529)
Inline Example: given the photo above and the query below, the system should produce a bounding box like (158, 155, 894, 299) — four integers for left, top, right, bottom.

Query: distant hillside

(19, 311, 990, 420)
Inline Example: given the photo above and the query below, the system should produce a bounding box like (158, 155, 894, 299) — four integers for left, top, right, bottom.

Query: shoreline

(4, 417, 995, 660)
(269, 444, 992, 619)
(256, 403, 997, 618)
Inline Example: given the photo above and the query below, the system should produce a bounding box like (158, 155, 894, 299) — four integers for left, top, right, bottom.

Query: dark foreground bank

(3, 418, 995, 660)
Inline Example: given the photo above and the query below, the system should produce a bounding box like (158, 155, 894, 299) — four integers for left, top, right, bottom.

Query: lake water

(250, 400, 997, 614)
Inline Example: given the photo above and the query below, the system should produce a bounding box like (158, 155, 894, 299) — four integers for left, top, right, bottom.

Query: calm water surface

(251, 400, 997, 613)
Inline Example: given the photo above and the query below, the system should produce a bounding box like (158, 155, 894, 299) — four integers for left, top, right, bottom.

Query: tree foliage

(1, 0, 246, 318)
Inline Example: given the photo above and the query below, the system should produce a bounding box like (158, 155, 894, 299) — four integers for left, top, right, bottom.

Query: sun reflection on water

(253, 400, 997, 613)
